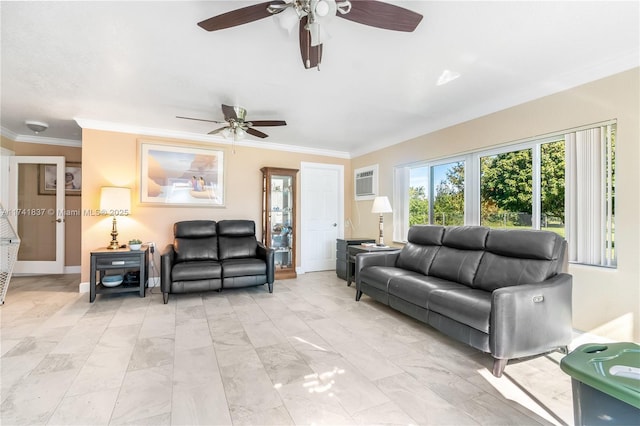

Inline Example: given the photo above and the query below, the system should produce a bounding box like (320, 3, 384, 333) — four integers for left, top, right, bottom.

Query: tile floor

(1, 271, 579, 425)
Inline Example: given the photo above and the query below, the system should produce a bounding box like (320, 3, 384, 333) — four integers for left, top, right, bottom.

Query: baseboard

(295, 267, 305, 275)
(65, 265, 81, 274)
(78, 276, 159, 294)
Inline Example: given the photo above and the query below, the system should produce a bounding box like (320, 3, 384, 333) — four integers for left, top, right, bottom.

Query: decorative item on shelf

(102, 274, 124, 288)
(371, 196, 392, 246)
(100, 186, 131, 249)
(129, 239, 142, 250)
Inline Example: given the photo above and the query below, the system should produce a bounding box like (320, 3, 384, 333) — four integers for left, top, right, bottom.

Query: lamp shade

(371, 196, 392, 214)
(100, 187, 131, 216)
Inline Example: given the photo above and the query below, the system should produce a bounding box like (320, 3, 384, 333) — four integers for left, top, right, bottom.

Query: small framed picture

(38, 162, 82, 196)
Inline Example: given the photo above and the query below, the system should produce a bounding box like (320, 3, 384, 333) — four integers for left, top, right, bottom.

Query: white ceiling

(1, 1, 638, 158)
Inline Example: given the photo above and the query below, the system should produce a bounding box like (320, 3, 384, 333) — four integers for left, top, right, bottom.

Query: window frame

(393, 120, 616, 268)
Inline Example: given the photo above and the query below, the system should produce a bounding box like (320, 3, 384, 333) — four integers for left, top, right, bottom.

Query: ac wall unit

(354, 165, 378, 200)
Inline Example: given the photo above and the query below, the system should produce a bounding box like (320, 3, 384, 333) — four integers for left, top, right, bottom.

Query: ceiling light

(25, 120, 48, 134)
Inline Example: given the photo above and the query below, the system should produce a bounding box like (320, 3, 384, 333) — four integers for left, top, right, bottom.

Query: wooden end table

(89, 246, 149, 302)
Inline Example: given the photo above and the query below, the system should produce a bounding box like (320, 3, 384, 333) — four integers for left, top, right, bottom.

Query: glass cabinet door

(270, 175, 293, 270)
(261, 167, 298, 279)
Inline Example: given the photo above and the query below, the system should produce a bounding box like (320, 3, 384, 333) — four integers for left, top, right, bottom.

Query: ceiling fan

(177, 104, 286, 140)
(197, 0, 423, 69)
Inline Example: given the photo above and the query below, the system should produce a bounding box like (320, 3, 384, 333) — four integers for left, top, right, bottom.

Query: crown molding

(1, 126, 81, 147)
(74, 118, 351, 159)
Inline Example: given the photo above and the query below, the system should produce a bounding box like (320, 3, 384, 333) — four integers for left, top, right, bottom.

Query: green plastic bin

(560, 342, 640, 425)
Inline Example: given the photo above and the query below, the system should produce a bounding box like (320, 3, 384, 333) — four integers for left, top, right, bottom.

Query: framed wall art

(139, 142, 225, 206)
(38, 162, 82, 196)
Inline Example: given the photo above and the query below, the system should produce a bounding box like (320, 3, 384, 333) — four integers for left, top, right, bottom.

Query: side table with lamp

(89, 186, 149, 302)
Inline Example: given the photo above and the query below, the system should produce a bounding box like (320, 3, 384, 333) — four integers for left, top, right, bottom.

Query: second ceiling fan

(197, 0, 423, 70)
(177, 104, 286, 139)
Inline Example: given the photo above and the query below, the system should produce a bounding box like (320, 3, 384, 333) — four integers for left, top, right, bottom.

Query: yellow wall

(80, 129, 351, 283)
(2, 139, 82, 266)
(351, 68, 640, 342)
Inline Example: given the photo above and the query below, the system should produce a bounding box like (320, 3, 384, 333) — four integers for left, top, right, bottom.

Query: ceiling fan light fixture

(25, 120, 48, 134)
(274, 7, 300, 34)
(315, 0, 330, 17)
(235, 128, 246, 140)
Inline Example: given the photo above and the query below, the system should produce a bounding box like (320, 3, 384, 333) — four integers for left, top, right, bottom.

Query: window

(480, 148, 533, 229)
(433, 161, 465, 226)
(393, 121, 616, 267)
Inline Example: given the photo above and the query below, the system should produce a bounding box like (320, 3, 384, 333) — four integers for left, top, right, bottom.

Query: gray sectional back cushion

(473, 229, 565, 291)
(428, 226, 489, 286)
(174, 220, 218, 262)
(396, 225, 444, 275)
(217, 220, 258, 260)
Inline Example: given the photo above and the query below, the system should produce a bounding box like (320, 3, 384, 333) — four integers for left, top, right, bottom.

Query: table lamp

(100, 186, 131, 249)
(371, 196, 392, 246)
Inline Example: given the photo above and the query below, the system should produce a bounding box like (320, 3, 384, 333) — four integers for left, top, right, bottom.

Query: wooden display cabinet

(261, 167, 298, 279)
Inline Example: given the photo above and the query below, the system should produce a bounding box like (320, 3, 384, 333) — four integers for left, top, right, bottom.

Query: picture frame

(139, 141, 225, 207)
(38, 162, 82, 196)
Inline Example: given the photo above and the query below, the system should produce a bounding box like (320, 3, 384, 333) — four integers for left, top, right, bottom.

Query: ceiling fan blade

(197, 1, 284, 31)
(299, 17, 323, 69)
(337, 0, 423, 32)
(208, 126, 228, 135)
(176, 116, 225, 124)
(246, 128, 269, 139)
(221, 104, 238, 121)
(249, 120, 287, 127)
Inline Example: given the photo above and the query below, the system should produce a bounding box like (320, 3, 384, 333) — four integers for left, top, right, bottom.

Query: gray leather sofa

(355, 225, 572, 377)
(160, 220, 274, 304)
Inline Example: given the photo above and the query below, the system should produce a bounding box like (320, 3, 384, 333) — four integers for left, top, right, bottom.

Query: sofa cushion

(221, 258, 266, 277)
(396, 243, 441, 275)
(473, 253, 558, 291)
(174, 220, 217, 238)
(429, 247, 485, 286)
(174, 237, 218, 262)
(428, 289, 492, 333)
(172, 261, 222, 281)
(217, 220, 255, 237)
(217, 220, 259, 260)
(359, 266, 418, 292)
(388, 275, 468, 308)
(219, 236, 258, 260)
(485, 229, 562, 260)
(442, 226, 489, 250)
(173, 220, 219, 262)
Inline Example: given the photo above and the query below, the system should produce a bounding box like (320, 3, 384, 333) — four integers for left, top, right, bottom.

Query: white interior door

(9, 156, 66, 274)
(301, 162, 344, 272)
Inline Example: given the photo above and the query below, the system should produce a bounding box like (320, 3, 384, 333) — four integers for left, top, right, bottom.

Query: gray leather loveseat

(355, 225, 573, 377)
(161, 220, 274, 304)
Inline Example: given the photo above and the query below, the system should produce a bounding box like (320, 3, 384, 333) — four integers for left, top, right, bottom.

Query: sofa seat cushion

(428, 289, 492, 333)
(172, 261, 222, 281)
(388, 275, 468, 308)
(221, 258, 266, 277)
(359, 266, 420, 292)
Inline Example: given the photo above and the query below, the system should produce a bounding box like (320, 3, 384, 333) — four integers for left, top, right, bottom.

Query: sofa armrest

(490, 273, 573, 359)
(355, 251, 400, 286)
(160, 244, 175, 293)
(257, 242, 275, 284)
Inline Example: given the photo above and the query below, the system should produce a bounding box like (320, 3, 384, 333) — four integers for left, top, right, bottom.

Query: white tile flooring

(1, 271, 577, 425)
